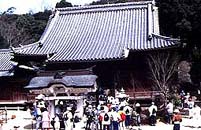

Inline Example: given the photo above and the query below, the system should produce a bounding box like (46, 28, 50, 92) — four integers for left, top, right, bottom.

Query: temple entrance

(35, 83, 95, 119)
(25, 74, 97, 124)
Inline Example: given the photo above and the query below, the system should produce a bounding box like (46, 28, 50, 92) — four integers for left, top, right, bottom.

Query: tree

(55, 0, 73, 8)
(33, 10, 52, 21)
(178, 61, 191, 83)
(0, 14, 36, 47)
(0, 36, 8, 49)
(147, 51, 180, 104)
(156, 0, 201, 87)
(1, 7, 16, 14)
(0, 9, 51, 48)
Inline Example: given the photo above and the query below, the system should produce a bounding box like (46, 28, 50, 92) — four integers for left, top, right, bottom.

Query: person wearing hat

(172, 109, 182, 130)
(135, 103, 142, 126)
(148, 102, 157, 126)
(111, 107, 121, 130)
(187, 97, 194, 119)
(102, 110, 111, 130)
(165, 100, 174, 124)
(184, 92, 190, 107)
(123, 104, 133, 128)
(34, 98, 43, 130)
(85, 105, 94, 129)
(98, 106, 105, 130)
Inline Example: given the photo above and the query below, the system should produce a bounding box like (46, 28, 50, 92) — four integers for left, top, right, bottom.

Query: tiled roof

(0, 49, 13, 71)
(15, 1, 179, 63)
(0, 49, 14, 76)
(25, 75, 97, 89)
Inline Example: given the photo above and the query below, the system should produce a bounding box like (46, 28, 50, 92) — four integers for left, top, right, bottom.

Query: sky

(0, 0, 96, 14)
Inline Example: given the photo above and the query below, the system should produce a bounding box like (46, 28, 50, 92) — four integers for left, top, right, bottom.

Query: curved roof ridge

(40, 11, 60, 44)
(0, 49, 11, 53)
(39, 11, 56, 42)
(56, 1, 152, 12)
(152, 33, 180, 41)
(14, 41, 40, 51)
(13, 11, 57, 53)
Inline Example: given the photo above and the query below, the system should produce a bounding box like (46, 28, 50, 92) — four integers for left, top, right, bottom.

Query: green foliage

(172, 95, 181, 107)
(190, 47, 201, 84)
(0, 36, 8, 49)
(156, 0, 201, 48)
(33, 10, 52, 21)
(2, 7, 16, 14)
(156, 0, 201, 85)
(0, 10, 51, 48)
(55, 0, 73, 8)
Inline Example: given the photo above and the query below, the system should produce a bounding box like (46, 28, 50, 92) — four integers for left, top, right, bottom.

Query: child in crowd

(172, 109, 182, 130)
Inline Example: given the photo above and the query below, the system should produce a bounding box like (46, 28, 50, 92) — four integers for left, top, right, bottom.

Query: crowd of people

(164, 91, 201, 130)
(31, 94, 78, 130)
(29, 91, 201, 130)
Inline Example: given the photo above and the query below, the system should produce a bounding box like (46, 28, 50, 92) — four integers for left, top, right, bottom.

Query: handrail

(126, 90, 162, 99)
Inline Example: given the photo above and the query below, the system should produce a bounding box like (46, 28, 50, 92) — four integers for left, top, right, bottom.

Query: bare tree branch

(147, 51, 180, 103)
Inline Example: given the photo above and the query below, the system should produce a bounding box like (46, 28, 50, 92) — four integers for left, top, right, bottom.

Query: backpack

(120, 113, 126, 121)
(104, 113, 109, 121)
(188, 102, 193, 109)
(99, 115, 103, 121)
(74, 116, 80, 123)
(63, 113, 69, 121)
(50, 118, 55, 127)
(125, 108, 129, 114)
(152, 108, 156, 115)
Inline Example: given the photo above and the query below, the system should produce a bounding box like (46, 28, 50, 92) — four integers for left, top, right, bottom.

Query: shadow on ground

(24, 123, 35, 129)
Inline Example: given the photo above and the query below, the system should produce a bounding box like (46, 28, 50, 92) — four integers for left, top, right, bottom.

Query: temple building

(0, 1, 180, 105)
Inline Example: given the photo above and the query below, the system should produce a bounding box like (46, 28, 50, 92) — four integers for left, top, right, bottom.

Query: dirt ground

(0, 110, 201, 130)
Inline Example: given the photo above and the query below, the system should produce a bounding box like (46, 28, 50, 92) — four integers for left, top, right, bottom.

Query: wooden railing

(12, 92, 36, 102)
(126, 91, 162, 100)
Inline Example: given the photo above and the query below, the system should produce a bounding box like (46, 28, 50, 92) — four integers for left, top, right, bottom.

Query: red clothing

(172, 114, 182, 124)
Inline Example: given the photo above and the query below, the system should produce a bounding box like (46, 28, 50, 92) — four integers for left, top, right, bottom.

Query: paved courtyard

(0, 110, 201, 130)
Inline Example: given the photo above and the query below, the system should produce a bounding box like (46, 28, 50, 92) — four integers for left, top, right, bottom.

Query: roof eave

(46, 57, 126, 64)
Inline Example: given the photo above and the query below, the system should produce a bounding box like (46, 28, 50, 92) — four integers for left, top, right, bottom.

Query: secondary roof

(25, 75, 97, 89)
(0, 49, 14, 76)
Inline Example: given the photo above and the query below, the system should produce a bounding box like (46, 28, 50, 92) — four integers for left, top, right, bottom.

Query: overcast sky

(0, 0, 96, 14)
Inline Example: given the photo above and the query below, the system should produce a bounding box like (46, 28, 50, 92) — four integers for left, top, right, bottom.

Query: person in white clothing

(41, 108, 50, 130)
(123, 104, 132, 128)
(63, 107, 73, 130)
(111, 107, 121, 130)
(184, 93, 190, 107)
(187, 97, 194, 118)
(148, 102, 157, 126)
(193, 105, 201, 127)
(166, 101, 174, 124)
(54, 114, 60, 130)
(102, 111, 111, 130)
